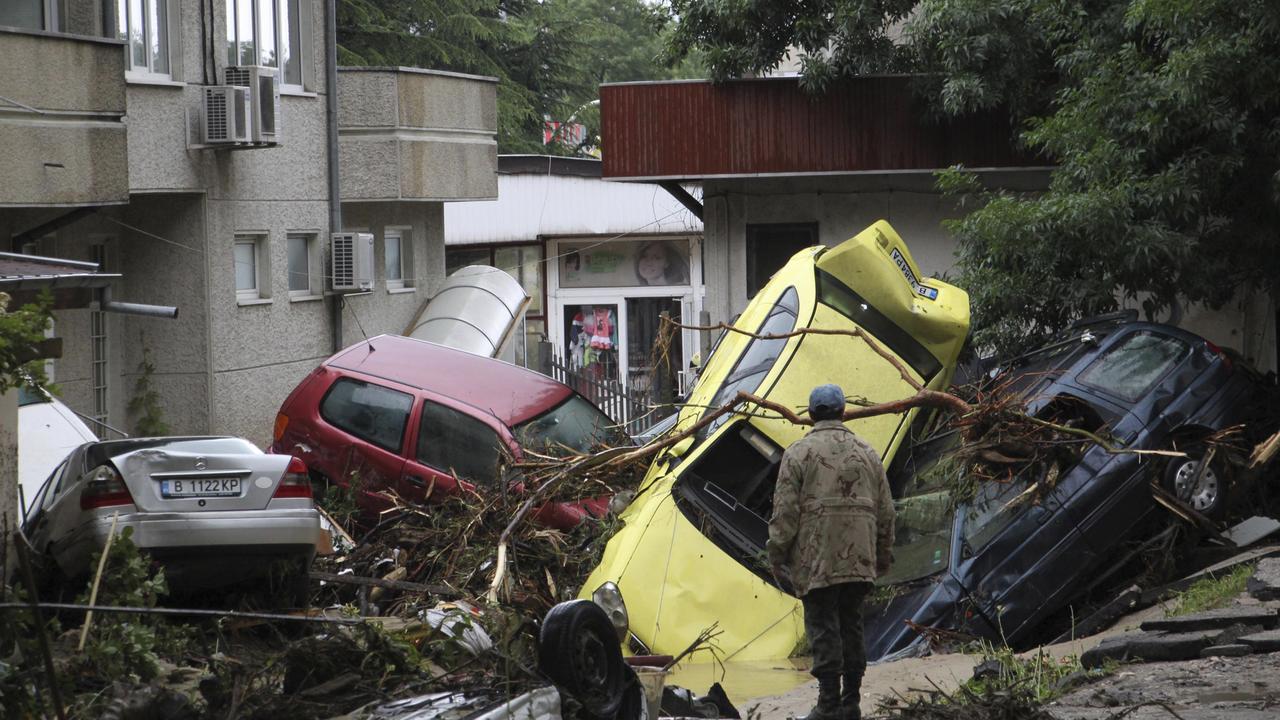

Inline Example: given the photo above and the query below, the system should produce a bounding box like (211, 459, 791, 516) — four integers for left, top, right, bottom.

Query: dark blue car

(866, 314, 1273, 660)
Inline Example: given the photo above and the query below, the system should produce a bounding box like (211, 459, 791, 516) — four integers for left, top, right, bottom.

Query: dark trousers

(801, 581, 872, 681)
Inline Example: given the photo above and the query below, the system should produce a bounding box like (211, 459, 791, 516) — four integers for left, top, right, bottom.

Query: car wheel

(538, 599, 627, 719)
(1163, 444, 1228, 519)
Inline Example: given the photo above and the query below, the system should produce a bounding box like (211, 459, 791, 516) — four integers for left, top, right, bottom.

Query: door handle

(405, 475, 427, 488)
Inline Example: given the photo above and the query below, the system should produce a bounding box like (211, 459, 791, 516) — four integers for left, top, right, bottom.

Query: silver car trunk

(112, 438, 288, 513)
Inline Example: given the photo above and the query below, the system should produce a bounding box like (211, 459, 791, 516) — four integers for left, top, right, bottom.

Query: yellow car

(581, 221, 970, 662)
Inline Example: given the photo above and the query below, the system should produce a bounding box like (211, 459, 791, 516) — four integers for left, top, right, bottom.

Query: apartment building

(0, 0, 498, 445)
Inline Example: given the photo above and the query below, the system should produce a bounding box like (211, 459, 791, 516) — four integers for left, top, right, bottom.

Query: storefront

(546, 235, 703, 399)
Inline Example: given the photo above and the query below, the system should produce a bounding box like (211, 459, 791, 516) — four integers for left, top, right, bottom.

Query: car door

(315, 376, 414, 509)
(398, 396, 509, 504)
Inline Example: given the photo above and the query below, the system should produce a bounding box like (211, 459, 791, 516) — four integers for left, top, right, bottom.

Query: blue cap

(809, 384, 845, 415)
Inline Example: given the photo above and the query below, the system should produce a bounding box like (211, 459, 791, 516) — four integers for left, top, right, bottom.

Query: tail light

(1204, 340, 1232, 370)
(80, 465, 135, 510)
(273, 457, 313, 499)
(273, 413, 289, 443)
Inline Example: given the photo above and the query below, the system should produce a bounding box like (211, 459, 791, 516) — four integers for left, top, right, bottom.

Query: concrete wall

(338, 67, 499, 201)
(0, 28, 128, 206)
(703, 175, 1277, 372)
(339, 201, 447, 344)
(703, 177, 966, 324)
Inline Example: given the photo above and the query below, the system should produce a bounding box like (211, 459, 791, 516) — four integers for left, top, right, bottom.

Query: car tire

(1163, 443, 1229, 519)
(538, 599, 627, 719)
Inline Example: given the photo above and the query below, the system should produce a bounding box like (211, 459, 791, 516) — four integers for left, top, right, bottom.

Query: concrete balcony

(337, 67, 498, 202)
(0, 27, 128, 207)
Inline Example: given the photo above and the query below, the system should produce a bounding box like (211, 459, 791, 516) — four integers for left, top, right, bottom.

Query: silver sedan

(23, 436, 324, 602)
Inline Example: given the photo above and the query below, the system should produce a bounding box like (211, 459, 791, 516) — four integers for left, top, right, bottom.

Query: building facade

(599, 77, 1278, 372)
(444, 155, 704, 400)
(0, 1, 497, 446)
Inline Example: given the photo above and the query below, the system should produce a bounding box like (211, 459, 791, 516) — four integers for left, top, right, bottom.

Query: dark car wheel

(538, 599, 627, 719)
(1164, 444, 1228, 519)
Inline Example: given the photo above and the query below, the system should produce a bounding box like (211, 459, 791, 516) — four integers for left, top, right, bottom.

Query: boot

(797, 676, 841, 720)
(840, 674, 863, 720)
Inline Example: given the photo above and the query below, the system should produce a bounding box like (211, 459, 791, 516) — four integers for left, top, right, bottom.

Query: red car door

(312, 376, 414, 513)
(397, 395, 513, 504)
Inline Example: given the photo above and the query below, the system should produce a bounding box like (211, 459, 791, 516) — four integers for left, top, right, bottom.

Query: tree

(0, 291, 53, 392)
(669, 0, 1280, 353)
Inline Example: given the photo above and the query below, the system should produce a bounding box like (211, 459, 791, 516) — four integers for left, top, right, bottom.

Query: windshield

(515, 395, 626, 454)
(877, 433, 959, 586)
(697, 287, 800, 439)
(18, 385, 47, 407)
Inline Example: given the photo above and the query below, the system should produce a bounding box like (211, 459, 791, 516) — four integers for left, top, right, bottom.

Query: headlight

(591, 581, 629, 642)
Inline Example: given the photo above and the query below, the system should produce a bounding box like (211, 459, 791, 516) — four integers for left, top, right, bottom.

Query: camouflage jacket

(766, 420, 895, 597)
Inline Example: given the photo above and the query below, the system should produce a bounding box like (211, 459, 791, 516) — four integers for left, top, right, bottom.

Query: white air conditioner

(225, 65, 281, 145)
(202, 86, 251, 144)
(330, 232, 374, 292)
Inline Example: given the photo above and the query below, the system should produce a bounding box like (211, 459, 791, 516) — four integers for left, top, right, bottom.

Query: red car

(270, 335, 625, 527)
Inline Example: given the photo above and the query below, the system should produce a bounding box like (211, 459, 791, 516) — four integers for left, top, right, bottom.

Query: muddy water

(665, 657, 813, 705)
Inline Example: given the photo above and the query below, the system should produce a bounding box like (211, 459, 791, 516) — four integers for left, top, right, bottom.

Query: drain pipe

(325, 0, 344, 352)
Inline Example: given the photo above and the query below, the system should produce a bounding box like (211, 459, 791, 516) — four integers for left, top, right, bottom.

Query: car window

(698, 287, 800, 439)
(960, 478, 1031, 553)
(880, 432, 959, 585)
(816, 269, 942, 381)
(515, 395, 625, 454)
(1077, 330, 1191, 402)
(17, 385, 46, 407)
(320, 378, 414, 453)
(24, 460, 65, 523)
(417, 401, 503, 483)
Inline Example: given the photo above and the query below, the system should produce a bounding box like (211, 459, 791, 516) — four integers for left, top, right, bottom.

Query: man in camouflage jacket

(767, 384, 895, 720)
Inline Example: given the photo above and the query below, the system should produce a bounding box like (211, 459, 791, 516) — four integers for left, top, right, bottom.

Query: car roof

(326, 335, 575, 426)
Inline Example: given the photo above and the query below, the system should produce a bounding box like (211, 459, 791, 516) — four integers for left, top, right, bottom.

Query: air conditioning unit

(225, 65, 281, 145)
(330, 232, 374, 292)
(202, 86, 251, 144)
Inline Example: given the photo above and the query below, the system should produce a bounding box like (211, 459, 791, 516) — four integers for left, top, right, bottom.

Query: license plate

(161, 477, 242, 498)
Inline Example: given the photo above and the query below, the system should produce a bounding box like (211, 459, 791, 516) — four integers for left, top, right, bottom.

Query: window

(514, 396, 627, 455)
(417, 401, 503, 483)
(287, 232, 318, 298)
(234, 234, 269, 302)
(384, 229, 406, 290)
(746, 224, 817, 298)
(697, 286, 800, 439)
(227, 0, 305, 88)
(1077, 330, 1191, 402)
(113, 0, 177, 79)
(320, 379, 414, 453)
(817, 269, 942, 381)
(446, 244, 547, 367)
(0, 0, 55, 30)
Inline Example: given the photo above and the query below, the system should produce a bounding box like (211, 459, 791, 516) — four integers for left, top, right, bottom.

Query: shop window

(559, 239, 691, 289)
(746, 224, 818, 298)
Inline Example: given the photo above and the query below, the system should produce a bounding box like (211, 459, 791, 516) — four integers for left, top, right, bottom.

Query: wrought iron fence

(544, 347, 671, 438)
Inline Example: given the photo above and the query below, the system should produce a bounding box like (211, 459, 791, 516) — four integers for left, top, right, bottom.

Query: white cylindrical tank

(406, 265, 530, 358)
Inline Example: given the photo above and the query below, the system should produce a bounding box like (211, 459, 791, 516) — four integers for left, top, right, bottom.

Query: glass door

(563, 303, 622, 384)
(626, 297, 683, 406)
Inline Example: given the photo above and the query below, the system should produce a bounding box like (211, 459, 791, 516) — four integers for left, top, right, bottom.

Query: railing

(543, 347, 672, 438)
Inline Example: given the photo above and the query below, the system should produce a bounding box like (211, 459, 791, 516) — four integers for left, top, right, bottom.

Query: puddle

(1197, 691, 1267, 703)
(665, 658, 812, 704)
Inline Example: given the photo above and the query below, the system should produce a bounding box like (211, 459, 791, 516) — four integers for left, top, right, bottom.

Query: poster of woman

(634, 240, 689, 286)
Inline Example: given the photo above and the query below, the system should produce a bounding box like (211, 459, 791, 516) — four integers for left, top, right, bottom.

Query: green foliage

(127, 348, 169, 437)
(960, 642, 1095, 705)
(670, 0, 1280, 355)
(1170, 562, 1254, 616)
(76, 527, 170, 682)
(339, 0, 698, 154)
(0, 290, 53, 392)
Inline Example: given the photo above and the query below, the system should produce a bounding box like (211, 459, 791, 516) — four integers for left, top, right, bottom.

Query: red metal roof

(327, 334, 573, 426)
(601, 77, 1041, 181)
